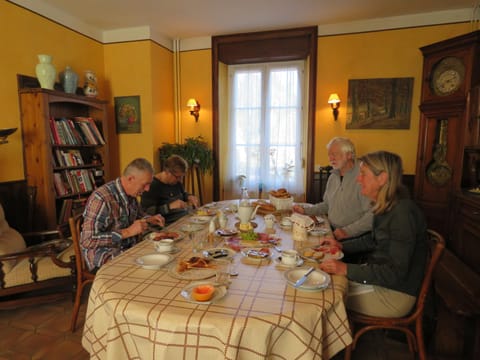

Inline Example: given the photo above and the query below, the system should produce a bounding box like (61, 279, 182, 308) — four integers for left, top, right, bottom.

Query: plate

(195, 208, 216, 216)
(169, 258, 217, 280)
(202, 247, 236, 260)
(147, 230, 185, 242)
(189, 216, 211, 224)
(155, 246, 181, 254)
(284, 268, 331, 290)
(216, 228, 238, 237)
(309, 228, 329, 237)
(467, 187, 480, 195)
(180, 224, 205, 233)
(241, 247, 271, 263)
(135, 253, 173, 270)
(274, 256, 304, 268)
(298, 246, 344, 262)
(180, 282, 227, 304)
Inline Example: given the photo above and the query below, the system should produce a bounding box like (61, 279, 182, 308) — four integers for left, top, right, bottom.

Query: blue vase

(61, 66, 78, 94)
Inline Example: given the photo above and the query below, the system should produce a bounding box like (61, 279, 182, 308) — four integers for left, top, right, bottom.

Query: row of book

(53, 149, 85, 168)
(49, 116, 105, 146)
(57, 197, 87, 225)
(53, 169, 96, 197)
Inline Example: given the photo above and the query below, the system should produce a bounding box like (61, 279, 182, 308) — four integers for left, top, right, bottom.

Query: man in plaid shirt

(81, 158, 165, 271)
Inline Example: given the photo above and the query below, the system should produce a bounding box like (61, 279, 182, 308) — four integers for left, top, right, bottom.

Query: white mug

(154, 239, 174, 252)
(281, 249, 299, 266)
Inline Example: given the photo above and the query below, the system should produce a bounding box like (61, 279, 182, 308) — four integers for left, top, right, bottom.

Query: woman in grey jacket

(319, 151, 427, 317)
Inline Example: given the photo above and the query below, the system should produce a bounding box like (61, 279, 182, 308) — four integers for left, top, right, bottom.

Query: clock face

(431, 57, 465, 96)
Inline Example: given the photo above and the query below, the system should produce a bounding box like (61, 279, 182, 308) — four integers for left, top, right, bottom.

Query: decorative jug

(35, 54, 56, 90)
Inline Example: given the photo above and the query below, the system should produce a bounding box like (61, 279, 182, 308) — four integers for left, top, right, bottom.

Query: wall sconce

(327, 93, 341, 121)
(0, 128, 17, 145)
(187, 98, 200, 122)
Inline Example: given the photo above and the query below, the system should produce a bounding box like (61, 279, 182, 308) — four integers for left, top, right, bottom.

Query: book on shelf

(49, 117, 105, 146)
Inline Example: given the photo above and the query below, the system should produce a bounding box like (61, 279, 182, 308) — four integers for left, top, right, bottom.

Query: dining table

(81, 200, 352, 359)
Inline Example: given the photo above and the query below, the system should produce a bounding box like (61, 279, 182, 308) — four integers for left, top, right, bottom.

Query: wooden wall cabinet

(19, 88, 110, 231)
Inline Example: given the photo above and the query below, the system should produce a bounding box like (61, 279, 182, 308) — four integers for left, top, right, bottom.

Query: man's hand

(169, 199, 188, 210)
(146, 214, 165, 227)
(187, 195, 200, 208)
(292, 205, 305, 214)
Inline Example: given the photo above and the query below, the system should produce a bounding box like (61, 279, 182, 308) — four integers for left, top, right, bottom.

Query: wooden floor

(0, 293, 414, 360)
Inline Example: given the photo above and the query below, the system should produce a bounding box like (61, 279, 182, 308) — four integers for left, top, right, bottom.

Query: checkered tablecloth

(82, 202, 352, 359)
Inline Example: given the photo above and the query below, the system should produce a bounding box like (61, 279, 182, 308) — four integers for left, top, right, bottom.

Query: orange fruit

(191, 284, 215, 302)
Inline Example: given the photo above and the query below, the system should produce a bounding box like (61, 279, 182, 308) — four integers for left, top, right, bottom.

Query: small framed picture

(114, 96, 141, 133)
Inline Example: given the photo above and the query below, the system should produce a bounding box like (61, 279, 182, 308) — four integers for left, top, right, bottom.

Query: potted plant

(159, 136, 214, 174)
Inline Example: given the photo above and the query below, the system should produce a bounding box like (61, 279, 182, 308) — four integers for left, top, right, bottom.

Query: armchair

(0, 203, 75, 309)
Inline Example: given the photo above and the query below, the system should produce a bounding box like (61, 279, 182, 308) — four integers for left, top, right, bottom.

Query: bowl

(191, 284, 215, 302)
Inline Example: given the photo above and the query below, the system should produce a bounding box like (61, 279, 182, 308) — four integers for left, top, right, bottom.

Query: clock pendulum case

(414, 30, 480, 237)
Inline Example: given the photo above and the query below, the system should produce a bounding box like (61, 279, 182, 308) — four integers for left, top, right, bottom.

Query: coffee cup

(154, 239, 174, 252)
(281, 249, 299, 266)
(281, 217, 292, 227)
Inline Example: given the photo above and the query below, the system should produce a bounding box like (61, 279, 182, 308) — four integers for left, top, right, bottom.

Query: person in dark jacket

(141, 155, 200, 224)
(319, 150, 427, 318)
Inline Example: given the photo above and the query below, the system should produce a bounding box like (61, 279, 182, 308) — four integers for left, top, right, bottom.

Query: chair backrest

(411, 229, 445, 318)
(68, 215, 88, 277)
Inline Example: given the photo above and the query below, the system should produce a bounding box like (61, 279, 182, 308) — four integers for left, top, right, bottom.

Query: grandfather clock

(414, 31, 480, 238)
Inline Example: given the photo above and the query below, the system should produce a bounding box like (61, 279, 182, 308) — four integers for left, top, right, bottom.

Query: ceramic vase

(60, 66, 78, 94)
(35, 54, 56, 90)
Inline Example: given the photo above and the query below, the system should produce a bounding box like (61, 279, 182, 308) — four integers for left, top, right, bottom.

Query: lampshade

(327, 93, 340, 104)
(187, 98, 199, 109)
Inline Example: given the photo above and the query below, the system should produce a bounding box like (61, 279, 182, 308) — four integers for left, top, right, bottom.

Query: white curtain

(225, 61, 305, 199)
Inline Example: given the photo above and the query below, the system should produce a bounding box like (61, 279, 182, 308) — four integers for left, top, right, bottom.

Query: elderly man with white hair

(293, 137, 372, 240)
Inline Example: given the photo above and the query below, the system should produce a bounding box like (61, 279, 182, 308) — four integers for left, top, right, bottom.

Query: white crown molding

(8, 1, 474, 51)
(317, 8, 473, 36)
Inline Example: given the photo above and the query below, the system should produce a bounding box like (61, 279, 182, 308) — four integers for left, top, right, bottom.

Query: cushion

(2, 245, 74, 288)
(0, 204, 27, 273)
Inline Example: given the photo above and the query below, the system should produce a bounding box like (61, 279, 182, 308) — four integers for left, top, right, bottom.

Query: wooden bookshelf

(19, 88, 110, 230)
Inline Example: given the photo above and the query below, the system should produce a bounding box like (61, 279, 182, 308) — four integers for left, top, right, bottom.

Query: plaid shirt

(81, 178, 144, 270)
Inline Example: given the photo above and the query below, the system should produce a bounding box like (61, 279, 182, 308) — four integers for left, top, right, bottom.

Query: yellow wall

(0, 1, 104, 182)
(0, 0, 474, 192)
(315, 23, 471, 173)
(103, 41, 174, 177)
(178, 49, 214, 202)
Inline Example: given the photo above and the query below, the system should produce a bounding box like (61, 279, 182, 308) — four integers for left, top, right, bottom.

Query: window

(223, 61, 305, 198)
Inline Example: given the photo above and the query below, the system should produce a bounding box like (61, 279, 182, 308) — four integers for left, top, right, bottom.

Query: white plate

(241, 247, 271, 263)
(309, 228, 328, 237)
(189, 216, 211, 224)
(135, 253, 173, 270)
(169, 265, 217, 280)
(180, 282, 227, 304)
(155, 246, 181, 254)
(298, 246, 344, 262)
(274, 256, 304, 268)
(202, 247, 236, 260)
(180, 224, 205, 233)
(215, 228, 238, 237)
(284, 268, 331, 290)
(146, 230, 186, 242)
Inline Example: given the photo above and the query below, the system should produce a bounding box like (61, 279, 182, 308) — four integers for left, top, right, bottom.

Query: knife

(294, 267, 315, 288)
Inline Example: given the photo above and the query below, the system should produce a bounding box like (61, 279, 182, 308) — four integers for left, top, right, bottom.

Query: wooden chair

(69, 214, 95, 332)
(344, 229, 445, 360)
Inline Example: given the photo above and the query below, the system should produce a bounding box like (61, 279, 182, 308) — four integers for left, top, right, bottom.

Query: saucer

(274, 256, 304, 268)
(180, 282, 227, 304)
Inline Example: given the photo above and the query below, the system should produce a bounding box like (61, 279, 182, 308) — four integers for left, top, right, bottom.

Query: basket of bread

(268, 188, 293, 210)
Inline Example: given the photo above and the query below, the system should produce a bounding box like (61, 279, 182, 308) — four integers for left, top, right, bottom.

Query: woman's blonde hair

(358, 151, 404, 215)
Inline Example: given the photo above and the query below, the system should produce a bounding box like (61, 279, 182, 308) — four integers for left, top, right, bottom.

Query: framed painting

(114, 96, 141, 133)
(346, 77, 414, 129)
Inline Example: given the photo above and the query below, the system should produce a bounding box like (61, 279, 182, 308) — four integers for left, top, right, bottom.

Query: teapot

(238, 204, 260, 225)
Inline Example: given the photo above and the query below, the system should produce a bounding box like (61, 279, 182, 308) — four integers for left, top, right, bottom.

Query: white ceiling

(9, 0, 478, 49)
